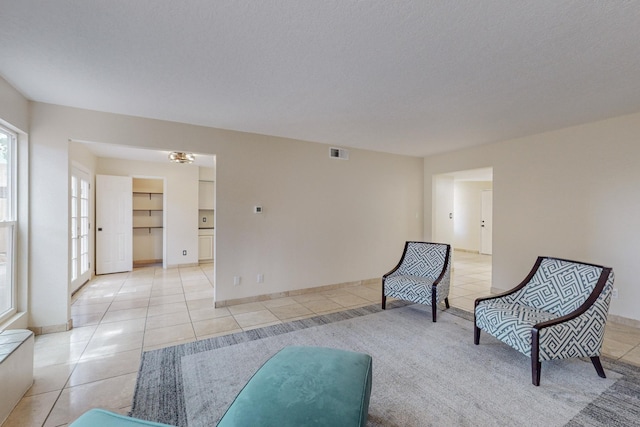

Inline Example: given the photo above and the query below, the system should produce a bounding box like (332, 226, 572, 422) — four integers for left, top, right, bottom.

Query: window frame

(0, 125, 17, 324)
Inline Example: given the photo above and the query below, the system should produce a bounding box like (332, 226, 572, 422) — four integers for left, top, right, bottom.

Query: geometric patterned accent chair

(382, 241, 451, 322)
(474, 256, 615, 386)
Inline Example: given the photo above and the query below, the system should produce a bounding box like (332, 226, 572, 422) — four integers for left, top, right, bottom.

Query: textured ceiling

(1, 1, 640, 157)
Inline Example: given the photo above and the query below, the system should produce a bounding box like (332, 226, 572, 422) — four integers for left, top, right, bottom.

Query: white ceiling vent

(329, 147, 349, 160)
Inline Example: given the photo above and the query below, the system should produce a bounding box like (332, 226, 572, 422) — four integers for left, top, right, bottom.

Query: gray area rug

(131, 302, 640, 426)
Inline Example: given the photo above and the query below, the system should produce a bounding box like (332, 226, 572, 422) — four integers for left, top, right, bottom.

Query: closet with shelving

(132, 178, 164, 266)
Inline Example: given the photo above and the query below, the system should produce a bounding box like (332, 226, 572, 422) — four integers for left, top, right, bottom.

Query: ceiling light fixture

(168, 151, 195, 164)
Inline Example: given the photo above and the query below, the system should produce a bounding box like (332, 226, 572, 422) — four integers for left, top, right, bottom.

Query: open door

(96, 174, 133, 274)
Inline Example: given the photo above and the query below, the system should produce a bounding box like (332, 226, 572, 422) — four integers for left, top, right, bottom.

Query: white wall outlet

(612, 288, 619, 299)
(254, 206, 263, 214)
(233, 276, 241, 286)
(257, 273, 264, 283)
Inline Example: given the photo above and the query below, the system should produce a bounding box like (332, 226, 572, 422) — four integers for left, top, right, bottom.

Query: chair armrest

(382, 267, 399, 280)
(382, 242, 409, 280)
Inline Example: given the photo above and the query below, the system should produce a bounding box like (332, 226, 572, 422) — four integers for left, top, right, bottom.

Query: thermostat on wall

(254, 206, 263, 214)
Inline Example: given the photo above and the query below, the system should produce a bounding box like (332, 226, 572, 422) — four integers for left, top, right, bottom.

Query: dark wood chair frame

(381, 241, 451, 322)
(473, 256, 613, 386)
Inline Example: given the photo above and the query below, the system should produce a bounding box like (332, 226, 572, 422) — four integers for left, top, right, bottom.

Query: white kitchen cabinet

(198, 181, 215, 209)
(198, 230, 214, 262)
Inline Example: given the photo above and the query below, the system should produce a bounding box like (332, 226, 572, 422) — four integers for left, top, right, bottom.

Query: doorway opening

(432, 167, 493, 254)
(432, 167, 493, 311)
(132, 177, 165, 267)
(70, 140, 217, 295)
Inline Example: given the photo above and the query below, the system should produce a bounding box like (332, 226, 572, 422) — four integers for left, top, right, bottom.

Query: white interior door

(96, 175, 132, 274)
(481, 190, 493, 255)
(71, 167, 92, 291)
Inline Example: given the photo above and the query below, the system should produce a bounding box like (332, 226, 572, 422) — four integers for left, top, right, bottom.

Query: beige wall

(216, 138, 424, 302)
(28, 102, 423, 328)
(424, 112, 640, 321)
(0, 76, 28, 133)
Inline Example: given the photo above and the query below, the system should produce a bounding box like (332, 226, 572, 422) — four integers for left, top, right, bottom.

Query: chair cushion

(475, 300, 558, 357)
(384, 275, 437, 305)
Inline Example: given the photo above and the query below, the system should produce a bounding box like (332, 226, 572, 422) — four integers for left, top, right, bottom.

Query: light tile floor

(4, 251, 640, 426)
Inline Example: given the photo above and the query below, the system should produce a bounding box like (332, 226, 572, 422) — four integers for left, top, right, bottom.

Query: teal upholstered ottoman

(69, 408, 174, 426)
(217, 346, 373, 427)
